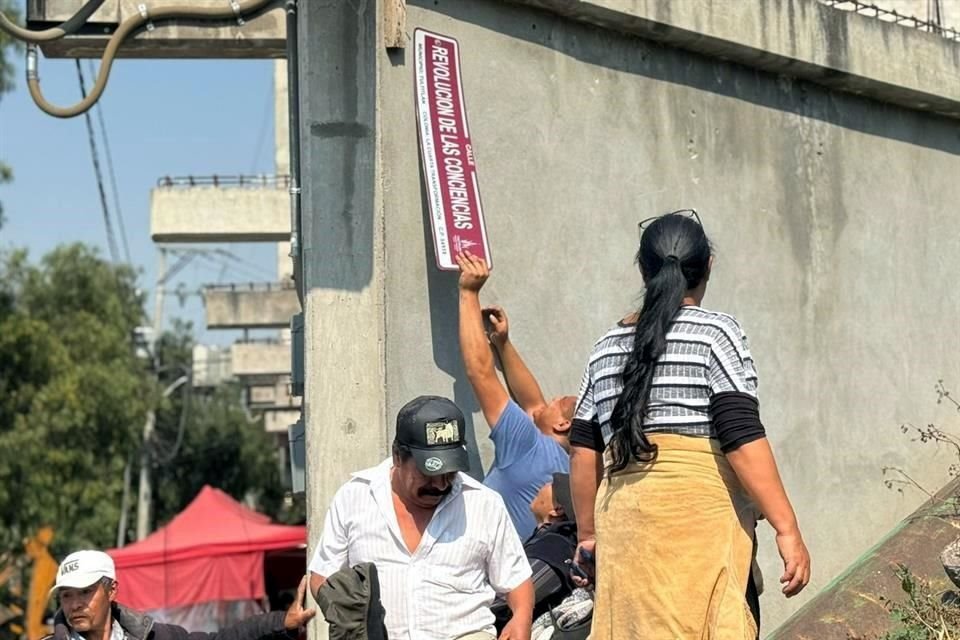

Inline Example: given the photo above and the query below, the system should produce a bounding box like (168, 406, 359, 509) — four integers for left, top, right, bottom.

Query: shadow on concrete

(300, 0, 378, 292)
(412, 0, 960, 156)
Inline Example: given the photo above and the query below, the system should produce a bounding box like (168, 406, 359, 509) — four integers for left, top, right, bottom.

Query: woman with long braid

(568, 211, 810, 638)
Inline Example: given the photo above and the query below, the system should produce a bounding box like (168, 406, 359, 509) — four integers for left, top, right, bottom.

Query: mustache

(417, 485, 452, 498)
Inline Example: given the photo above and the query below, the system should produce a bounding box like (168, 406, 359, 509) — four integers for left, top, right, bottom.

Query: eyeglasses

(637, 209, 702, 238)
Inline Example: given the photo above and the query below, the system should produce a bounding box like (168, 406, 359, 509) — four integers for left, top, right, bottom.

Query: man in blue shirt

(456, 251, 575, 539)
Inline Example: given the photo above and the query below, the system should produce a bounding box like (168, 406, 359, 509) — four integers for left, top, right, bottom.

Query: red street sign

(414, 29, 492, 271)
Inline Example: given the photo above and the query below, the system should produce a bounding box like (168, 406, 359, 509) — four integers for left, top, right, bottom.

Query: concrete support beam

(191, 344, 232, 387)
(150, 185, 289, 242)
(264, 408, 301, 434)
(203, 284, 300, 329)
(248, 378, 300, 409)
(230, 342, 289, 380)
(28, 0, 286, 59)
(509, 0, 960, 118)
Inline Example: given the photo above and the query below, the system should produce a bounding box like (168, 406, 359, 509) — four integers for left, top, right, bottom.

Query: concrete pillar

(298, 5, 387, 609)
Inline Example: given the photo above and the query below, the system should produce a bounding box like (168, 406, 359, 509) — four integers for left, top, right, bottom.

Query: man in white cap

(46, 550, 315, 640)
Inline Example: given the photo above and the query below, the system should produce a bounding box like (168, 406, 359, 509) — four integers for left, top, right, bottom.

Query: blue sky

(0, 52, 279, 345)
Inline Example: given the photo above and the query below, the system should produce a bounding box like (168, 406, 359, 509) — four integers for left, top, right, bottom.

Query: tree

(0, 244, 148, 556)
(130, 321, 302, 538)
(0, 0, 23, 227)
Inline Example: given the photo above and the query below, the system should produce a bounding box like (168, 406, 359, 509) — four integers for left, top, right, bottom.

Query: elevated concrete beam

(191, 344, 231, 388)
(264, 408, 301, 434)
(230, 342, 289, 380)
(248, 378, 300, 409)
(510, 0, 960, 118)
(28, 0, 286, 58)
(203, 284, 300, 329)
(150, 186, 289, 243)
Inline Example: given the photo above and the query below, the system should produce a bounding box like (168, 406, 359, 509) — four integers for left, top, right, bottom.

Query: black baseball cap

(395, 396, 470, 476)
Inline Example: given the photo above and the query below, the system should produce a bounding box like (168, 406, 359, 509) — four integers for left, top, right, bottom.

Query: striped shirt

(308, 458, 532, 640)
(575, 306, 758, 446)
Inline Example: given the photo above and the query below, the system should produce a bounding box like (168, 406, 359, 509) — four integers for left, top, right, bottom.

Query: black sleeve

(710, 391, 766, 453)
(569, 418, 604, 452)
(155, 611, 291, 640)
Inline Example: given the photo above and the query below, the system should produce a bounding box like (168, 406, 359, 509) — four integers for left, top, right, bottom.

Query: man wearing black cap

(308, 396, 535, 640)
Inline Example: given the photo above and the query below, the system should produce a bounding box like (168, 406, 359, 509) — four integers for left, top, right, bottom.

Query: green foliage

(880, 564, 960, 640)
(146, 321, 303, 532)
(0, 243, 301, 565)
(0, 0, 22, 227)
(0, 0, 20, 96)
(0, 245, 148, 556)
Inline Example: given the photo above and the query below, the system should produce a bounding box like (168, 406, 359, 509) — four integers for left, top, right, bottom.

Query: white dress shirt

(309, 458, 532, 640)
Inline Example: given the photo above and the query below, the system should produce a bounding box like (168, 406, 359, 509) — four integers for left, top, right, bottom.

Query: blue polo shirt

(483, 400, 570, 538)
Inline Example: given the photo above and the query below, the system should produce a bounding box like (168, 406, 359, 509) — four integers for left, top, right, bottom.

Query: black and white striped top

(575, 306, 758, 446)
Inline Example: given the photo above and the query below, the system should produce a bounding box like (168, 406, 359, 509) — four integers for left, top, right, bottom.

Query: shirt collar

(69, 619, 125, 640)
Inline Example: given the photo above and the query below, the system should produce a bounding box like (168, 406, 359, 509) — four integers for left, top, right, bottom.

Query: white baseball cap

(51, 550, 116, 594)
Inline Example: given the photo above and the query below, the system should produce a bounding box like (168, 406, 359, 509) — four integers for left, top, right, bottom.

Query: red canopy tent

(108, 486, 306, 614)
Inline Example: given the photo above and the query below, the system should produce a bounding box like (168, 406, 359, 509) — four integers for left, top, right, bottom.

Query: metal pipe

(0, 0, 105, 43)
(285, 0, 304, 306)
(26, 0, 274, 118)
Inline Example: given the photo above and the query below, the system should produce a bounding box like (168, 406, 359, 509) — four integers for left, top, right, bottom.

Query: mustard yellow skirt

(590, 434, 759, 640)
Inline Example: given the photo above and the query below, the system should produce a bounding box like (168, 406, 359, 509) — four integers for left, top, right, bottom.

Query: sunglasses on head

(637, 209, 702, 239)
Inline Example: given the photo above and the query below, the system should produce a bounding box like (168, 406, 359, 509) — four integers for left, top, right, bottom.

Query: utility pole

(136, 247, 166, 541)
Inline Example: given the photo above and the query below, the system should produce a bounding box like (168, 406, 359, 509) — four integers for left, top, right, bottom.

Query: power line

(75, 60, 120, 264)
(213, 248, 277, 280)
(88, 59, 132, 265)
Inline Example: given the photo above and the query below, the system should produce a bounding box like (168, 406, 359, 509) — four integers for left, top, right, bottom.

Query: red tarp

(108, 486, 306, 610)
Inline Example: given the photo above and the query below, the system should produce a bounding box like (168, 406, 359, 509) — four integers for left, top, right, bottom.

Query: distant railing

(203, 281, 296, 293)
(233, 337, 287, 346)
(156, 174, 292, 189)
(820, 0, 960, 42)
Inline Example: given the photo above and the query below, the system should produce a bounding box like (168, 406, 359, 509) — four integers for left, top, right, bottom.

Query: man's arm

(499, 579, 534, 640)
(308, 573, 327, 603)
(457, 252, 509, 427)
(307, 487, 350, 600)
(483, 306, 547, 414)
(157, 577, 316, 640)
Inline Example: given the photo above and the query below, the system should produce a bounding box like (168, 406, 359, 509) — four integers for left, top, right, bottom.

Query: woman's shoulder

(679, 307, 750, 351)
(588, 318, 635, 351)
(680, 306, 745, 330)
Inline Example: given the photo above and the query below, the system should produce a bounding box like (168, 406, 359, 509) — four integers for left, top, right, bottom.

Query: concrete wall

(299, 0, 960, 633)
(150, 186, 289, 242)
(203, 285, 300, 329)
